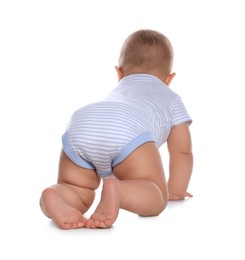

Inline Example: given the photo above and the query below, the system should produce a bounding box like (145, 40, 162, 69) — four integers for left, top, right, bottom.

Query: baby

(40, 29, 193, 229)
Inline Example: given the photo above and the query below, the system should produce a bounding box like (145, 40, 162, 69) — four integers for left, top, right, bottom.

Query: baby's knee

(140, 195, 168, 217)
(156, 198, 168, 215)
(149, 182, 168, 216)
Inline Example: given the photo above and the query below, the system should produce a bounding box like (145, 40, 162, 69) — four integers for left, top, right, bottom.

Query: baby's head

(117, 29, 174, 84)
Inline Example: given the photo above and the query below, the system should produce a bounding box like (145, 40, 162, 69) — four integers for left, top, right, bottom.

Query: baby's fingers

(185, 192, 193, 198)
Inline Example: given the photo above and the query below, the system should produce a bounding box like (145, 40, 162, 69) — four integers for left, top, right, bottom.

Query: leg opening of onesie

(112, 132, 156, 168)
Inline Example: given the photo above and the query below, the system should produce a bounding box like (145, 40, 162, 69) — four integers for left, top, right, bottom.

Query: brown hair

(118, 29, 173, 79)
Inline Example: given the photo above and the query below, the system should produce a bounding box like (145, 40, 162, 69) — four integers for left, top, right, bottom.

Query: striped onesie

(62, 74, 192, 177)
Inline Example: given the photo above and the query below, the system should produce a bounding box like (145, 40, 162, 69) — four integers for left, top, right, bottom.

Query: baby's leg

(116, 142, 168, 214)
(40, 150, 100, 229)
(85, 177, 121, 228)
(86, 142, 168, 228)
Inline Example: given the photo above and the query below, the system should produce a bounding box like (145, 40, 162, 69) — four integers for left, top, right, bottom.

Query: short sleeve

(171, 96, 192, 126)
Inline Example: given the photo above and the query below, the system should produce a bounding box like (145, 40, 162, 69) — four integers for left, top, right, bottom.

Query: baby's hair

(118, 29, 173, 79)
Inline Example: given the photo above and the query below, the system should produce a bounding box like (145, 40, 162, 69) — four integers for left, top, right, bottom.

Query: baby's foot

(86, 178, 120, 228)
(40, 188, 86, 229)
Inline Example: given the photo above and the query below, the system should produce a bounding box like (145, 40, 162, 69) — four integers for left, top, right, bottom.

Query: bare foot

(85, 178, 120, 228)
(40, 188, 86, 229)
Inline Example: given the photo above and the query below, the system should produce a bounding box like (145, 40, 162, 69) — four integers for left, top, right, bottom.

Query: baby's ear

(115, 66, 123, 81)
(164, 72, 176, 86)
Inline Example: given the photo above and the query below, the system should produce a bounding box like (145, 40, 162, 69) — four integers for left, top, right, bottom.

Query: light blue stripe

(112, 132, 156, 167)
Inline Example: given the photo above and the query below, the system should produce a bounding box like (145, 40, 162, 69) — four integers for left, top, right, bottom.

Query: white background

(1, 0, 245, 259)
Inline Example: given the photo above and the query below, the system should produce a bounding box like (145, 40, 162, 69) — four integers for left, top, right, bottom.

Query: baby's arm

(167, 123, 193, 200)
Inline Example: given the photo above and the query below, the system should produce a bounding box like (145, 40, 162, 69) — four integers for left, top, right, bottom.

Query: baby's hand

(185, 192, 193, 198)
(169, 192, 193, 201)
